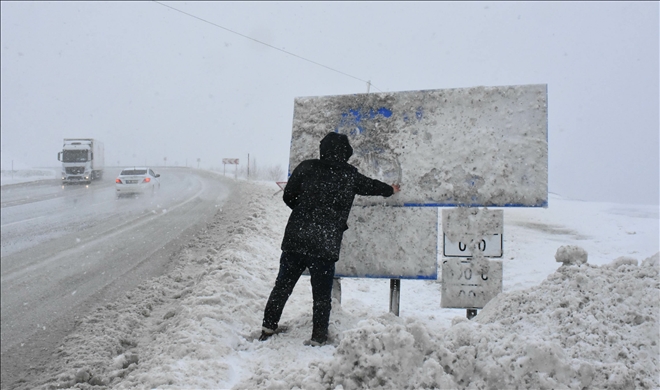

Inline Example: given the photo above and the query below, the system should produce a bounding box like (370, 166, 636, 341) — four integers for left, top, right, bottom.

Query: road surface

(0, 167, 232, 388)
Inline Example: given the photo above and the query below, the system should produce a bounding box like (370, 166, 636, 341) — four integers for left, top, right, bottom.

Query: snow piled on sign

(25, 180, 659, 390)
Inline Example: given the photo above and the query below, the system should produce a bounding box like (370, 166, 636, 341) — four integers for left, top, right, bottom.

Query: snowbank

(316, 251, 658, 389)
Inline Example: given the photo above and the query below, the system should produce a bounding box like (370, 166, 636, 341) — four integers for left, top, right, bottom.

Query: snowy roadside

(13, 177, 659, 389)
(1, 169, 59, 186)
(23, 177, 284, 390)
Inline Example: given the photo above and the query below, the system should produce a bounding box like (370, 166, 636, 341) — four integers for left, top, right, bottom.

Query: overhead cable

(152, 1, 382, 92)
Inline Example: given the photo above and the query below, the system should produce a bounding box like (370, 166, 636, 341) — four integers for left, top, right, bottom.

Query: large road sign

(289, 84, 546, 281)
(289, 84, 548, 207)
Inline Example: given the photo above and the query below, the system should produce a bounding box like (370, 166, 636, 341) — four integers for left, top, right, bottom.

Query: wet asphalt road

(1, 168, 232, 388)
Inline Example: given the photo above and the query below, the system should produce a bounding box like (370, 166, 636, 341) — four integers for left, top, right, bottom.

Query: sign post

(389, 279, 400, 316)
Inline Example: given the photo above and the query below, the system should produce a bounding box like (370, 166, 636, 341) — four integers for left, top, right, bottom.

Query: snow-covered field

(0, 168, 58, 186)
(11, 176, 659, 389)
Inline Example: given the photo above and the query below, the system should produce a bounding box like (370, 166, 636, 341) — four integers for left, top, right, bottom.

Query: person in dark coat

(260, 132, 400, 345)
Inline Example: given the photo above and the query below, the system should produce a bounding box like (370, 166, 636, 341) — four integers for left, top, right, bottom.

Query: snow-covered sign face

(337, 206, 438, 279)
(289, 84, 548, 207)
(300, 206, 438, 279)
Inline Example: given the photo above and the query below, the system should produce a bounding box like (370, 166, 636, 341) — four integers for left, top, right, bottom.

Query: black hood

(319, 132, 353, 163)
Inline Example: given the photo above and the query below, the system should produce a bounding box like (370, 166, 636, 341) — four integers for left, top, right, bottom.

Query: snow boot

(303, 338, 324, 347)
(258, 327, 276, 341)
(304, 327, 328, 346)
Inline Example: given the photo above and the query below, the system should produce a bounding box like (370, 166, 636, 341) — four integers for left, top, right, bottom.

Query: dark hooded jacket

(281, 132, 394, 261)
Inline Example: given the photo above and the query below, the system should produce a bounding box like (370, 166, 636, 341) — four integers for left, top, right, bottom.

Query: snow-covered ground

(0, 168, 58, 186)
(12, 176, 660, 389)
(0, 157, 57, 186)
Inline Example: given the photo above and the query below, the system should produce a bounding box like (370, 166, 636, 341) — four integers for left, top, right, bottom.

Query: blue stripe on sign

(333, 273, 438, 280)
(402, 201, 548, 208)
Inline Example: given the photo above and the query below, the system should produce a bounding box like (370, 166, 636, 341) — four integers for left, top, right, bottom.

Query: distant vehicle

(57, 138, 105, 184)
(115, 167, 160, 198)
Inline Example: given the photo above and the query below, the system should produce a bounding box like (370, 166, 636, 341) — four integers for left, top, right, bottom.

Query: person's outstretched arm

(354, 171, 400, 197)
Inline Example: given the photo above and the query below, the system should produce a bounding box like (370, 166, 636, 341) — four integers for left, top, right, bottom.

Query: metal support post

(389, 279, 400, 316)
(332, 277, 342, 305)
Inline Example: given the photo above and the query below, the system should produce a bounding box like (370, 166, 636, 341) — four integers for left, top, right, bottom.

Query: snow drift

(317, 251, 658, 390)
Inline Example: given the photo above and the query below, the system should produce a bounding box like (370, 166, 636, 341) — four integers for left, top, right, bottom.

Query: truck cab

(58, 139, 104, 184)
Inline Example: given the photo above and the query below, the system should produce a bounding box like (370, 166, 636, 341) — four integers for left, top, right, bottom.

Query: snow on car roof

(120, 168, 149, 175)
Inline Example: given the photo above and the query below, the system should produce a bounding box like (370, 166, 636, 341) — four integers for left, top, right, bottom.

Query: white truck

(57, 138, 105, 184)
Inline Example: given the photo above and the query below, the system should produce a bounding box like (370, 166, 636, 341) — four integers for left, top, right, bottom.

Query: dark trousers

(262, 251, 335, 340)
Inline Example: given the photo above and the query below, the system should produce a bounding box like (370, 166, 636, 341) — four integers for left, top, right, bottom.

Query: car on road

(115, 167, 160, 198)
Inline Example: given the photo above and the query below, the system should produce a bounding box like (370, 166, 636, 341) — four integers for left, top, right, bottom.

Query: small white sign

(441, 258, 503, 309)
(442, 208, 503, 258)
(443, 234, 503, 257)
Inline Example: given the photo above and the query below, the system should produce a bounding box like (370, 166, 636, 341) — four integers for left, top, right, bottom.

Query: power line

(152, 1, 382, 92)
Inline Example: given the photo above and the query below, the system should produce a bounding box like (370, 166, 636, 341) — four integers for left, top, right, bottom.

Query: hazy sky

(1, 1, 658, 205)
